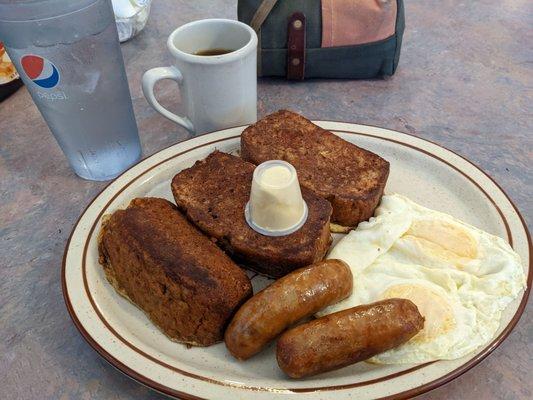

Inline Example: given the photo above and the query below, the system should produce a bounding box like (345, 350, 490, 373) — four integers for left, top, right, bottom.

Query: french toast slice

(98, 197, 252, 346)
(241, 110, 389, 227)
(171, 151, 332, 278)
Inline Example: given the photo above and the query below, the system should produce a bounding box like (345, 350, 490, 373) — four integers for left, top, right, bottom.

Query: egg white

(319, 194, 526, 363)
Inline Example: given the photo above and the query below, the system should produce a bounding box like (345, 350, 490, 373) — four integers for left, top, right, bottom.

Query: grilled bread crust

(98, 197, 252, 346)
(171, 151, 332, 278)
(241, 110, 389, 227)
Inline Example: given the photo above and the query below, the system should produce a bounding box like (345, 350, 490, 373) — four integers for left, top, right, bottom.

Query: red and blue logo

(21, 55, 60, 89)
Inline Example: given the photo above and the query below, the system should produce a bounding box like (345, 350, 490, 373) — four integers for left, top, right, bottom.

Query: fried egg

(317, 194, 526, 363)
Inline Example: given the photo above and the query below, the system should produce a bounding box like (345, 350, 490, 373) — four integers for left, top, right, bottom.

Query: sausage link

(224, 259, 352, 360)
(276, 298, 424, 378)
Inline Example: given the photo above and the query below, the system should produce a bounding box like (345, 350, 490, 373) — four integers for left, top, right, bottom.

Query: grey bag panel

(237, 0, 260, 23)
(262, 34, 399, 79)
(392, 0, 405, 73)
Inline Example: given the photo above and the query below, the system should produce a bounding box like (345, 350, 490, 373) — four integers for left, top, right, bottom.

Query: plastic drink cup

(0, 0, 141, 181)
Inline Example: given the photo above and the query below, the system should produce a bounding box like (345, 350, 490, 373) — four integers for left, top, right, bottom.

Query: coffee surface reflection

(195, 48, 235, 56)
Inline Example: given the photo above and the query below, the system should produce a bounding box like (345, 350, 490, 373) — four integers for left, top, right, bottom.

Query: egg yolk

(401, 234, 471, 270)
(406, 219, 478, 259)
(380, 284, 456, 343)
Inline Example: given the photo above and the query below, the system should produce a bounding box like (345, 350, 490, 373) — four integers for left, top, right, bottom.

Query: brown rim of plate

(61, 123, 532, 400)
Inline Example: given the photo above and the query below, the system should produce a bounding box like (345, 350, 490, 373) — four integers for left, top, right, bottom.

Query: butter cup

(245, 160, 308, 236)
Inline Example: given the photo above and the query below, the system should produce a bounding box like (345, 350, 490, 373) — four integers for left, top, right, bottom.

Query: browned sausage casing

(224, 259, 352, 360)
(276, 298, 424, 378)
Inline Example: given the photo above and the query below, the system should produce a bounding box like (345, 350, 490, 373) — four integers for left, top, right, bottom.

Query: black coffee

(195, 48, 235, 56)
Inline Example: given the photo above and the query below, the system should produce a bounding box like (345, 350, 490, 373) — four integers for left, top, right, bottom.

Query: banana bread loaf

(241, 110, 389, 228)
(98, 197, 252, 347)
(171, 151, 332, 278)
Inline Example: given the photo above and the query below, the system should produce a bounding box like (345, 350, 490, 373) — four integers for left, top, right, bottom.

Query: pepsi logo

(21, 54, 60, 89)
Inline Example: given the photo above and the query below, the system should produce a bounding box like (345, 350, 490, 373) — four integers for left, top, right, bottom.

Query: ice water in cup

(0, 0, 142, 181)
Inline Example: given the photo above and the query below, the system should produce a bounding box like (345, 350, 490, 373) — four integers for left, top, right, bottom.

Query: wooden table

(1, 0, 531, 399)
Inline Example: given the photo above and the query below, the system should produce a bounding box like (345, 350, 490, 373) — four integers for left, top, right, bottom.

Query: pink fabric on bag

(321, 0, 397, 48)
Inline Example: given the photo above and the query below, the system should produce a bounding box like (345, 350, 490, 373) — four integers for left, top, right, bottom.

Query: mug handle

(142, 66, 194, 132)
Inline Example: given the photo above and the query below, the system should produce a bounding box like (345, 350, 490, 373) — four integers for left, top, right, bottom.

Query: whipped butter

(259, 165, 293, 187)
(245, 160, 308, 236)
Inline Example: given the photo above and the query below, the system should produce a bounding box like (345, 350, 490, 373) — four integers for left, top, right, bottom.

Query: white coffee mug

(142, 19, 258, 134)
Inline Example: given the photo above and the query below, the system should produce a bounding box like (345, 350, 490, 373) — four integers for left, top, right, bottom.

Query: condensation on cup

(0, 0, 142, 181)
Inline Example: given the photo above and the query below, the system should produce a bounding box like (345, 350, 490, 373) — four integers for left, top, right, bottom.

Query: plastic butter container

(245, 160, 308, 236)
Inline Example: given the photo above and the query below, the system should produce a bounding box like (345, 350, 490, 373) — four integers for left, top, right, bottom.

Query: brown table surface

(1, 1, 531, 399)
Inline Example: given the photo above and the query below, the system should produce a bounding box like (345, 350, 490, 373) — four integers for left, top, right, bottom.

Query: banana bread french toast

(241, 110, 389, 228)
(98, 197, 252, 347)
(171, 151, 332, 278)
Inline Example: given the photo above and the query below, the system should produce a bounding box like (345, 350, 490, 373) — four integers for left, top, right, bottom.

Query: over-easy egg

(318, 194, 526, 363)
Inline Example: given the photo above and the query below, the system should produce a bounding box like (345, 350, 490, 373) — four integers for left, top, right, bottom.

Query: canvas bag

(238, 0, 405, 79)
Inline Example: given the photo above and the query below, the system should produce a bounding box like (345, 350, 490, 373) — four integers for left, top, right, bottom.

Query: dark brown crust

(224, 259, 352, 360)
(97, 197, 252, 347)
(241, 110, 390, 226)
(171, 151, 332, 278)
(276, 299, 425, 378)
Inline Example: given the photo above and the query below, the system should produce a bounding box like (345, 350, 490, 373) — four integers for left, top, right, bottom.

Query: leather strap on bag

(287, 12, 306, 80)
(249, 0, 279, 76)
(250, 0, 279, 31)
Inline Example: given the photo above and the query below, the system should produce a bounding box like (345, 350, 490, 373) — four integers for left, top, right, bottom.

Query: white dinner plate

(62, 121, 531, 400)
